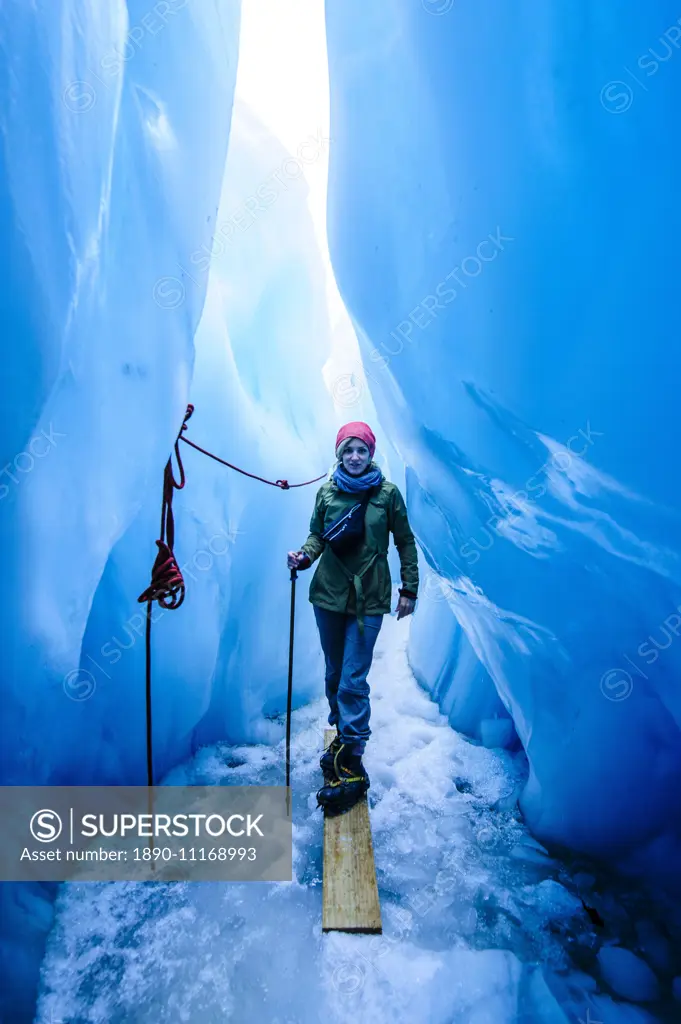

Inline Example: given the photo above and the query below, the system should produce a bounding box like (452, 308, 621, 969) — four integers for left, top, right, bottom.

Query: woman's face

(341, 439, 371, 475)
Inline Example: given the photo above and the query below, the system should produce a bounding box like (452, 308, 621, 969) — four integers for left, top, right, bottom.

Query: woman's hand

(395, 595, 416, 620)
(287, 550, 310, 569)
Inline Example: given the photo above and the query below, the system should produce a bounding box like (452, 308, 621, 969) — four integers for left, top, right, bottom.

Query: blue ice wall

(56, 99, 336, 788)
(325, 0, 681, 892)
(0, 0, 242, 781)
(0, 1, 242, 1016)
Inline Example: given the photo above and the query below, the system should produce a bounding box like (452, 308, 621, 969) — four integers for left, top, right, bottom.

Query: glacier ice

(0, 0, 346, 1008)
(73, 97, 338, 785)
(324, 0, 681, 894)
(36, 617, 678, 1023)
(2, 0, 681, 1020)
(0, 0, 241, 778)
(0, 0, 241, 1014)
(597, 947, 661, 1005)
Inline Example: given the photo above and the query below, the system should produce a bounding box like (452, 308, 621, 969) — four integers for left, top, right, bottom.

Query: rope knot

(138, 540, 185, 609)
(277, 479, 290, 490)
(182, 404, 194, 432)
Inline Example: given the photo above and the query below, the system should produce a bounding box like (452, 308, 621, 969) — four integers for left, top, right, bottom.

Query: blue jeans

(313, 606, 383, 757)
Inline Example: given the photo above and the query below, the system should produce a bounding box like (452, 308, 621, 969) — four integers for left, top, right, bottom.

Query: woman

(287, 421, 419, 814)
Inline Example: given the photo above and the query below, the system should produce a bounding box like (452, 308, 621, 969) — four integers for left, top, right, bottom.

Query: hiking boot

(316, 743, 370, 816)
(333, 744, 369, 785)
(320, 734, 342, 779)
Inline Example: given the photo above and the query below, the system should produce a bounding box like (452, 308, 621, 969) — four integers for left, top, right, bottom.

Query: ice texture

(324, 0, 681, 893)
(0, 0, 241, 1015)
(36, 617, 676, 1024)
(597, 947, 661, 1004)
(3, 0, 681, 1020)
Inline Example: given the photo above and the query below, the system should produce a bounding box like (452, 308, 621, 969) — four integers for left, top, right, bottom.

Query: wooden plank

(322, 728, 382, 933)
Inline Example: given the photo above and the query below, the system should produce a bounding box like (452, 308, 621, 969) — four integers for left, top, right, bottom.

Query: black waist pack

(322, 487, 376, 555)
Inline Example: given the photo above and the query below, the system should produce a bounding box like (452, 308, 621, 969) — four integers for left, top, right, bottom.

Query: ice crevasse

(0, 0, 354, 1010)
(324, 0, 681, 892)
(1, 0, 681, 1018)
(1, 0, 229, 1013)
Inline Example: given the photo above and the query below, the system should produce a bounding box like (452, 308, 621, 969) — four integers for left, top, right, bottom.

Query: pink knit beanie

(335, 421, 376, 459)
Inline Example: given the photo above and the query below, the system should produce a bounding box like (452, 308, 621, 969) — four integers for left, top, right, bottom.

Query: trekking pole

(285, 566, 297, 817)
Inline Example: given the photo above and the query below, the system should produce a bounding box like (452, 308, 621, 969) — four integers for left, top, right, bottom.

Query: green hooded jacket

(299, 475, 419, 632)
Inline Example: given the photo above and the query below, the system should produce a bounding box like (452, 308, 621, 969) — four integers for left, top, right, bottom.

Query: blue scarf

(332, 461, 384, 493)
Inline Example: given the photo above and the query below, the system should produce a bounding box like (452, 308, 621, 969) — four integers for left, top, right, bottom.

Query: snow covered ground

(35, 612, 680, 1024)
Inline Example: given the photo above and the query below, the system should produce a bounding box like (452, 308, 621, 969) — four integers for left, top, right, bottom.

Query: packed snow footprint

(37, 615, 675, 1024)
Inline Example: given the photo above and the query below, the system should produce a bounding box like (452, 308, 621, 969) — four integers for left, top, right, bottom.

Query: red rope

(137, 404, 194, 786)
(139, 402, 326, 609)
(179, 435, 327, 490)
(136, 402, 325, 785)
(138, 404, 193, 610)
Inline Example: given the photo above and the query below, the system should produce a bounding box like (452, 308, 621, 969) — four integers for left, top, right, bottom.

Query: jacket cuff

(298, 553, 312, 569)
(399, 587, 417, 599)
